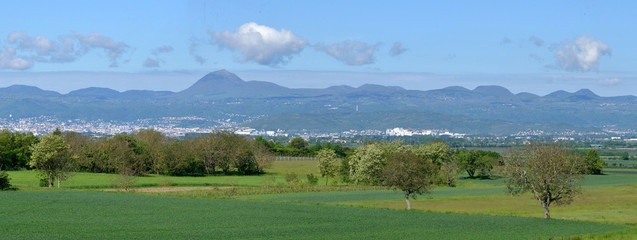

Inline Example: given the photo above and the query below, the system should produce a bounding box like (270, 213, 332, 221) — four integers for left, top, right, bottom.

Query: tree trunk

(325, 176, 328, 186)
(541, 202, 550, 219)
(405, 191, 411, 210)
(48, 172, 53, 188)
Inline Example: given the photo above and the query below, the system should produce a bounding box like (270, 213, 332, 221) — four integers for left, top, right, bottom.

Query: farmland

(2, 159, 636, 239)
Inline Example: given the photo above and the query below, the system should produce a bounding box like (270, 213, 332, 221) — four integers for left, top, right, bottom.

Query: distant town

(2, 115, 637, 143)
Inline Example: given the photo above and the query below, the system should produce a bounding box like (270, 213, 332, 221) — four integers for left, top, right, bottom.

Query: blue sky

(1, 0, 635, 96)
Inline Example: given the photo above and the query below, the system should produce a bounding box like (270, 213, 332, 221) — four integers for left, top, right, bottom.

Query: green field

(2, 160, 636, 239)
(604, 159, 637, 167)
(0, 191, 625, 240)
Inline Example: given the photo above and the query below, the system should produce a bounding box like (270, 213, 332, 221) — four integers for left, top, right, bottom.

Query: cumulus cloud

(529, 35, 544, 47)
(389, 42, 407, 57)
(598, 78, 620, 86)
(499, 37, 512, 45)
(209, 22, 307, 66)
(0, 32, 129, 70)
(314, 41, 380, 66)
(0, 47, 33, 70)
(143, 45, 174, 68)
(73, 32, 130, 67)
(552, 35, 611, 72)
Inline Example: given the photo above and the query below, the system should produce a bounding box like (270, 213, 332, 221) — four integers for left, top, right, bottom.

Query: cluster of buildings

(1, 116, 635, 141)
(385, 127, 465, 138)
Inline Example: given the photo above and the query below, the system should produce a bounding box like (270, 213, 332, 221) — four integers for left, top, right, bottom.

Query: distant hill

(1, 69, 636, 135)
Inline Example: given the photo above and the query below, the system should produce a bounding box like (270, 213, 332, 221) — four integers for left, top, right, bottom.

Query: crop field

(2, 160, 636, 239)
(0, 191, 625, 240)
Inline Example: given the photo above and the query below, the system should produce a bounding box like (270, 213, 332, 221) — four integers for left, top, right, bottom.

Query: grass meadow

(2, 160, 636, 239)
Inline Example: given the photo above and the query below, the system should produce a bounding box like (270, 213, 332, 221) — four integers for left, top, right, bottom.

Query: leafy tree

(412, 141, 451, 166)
(29, 134, 75, 188)
(132, 129, 166, 174)
(252, 143, 274, 173)
(289, 137, 308, 151)
(455, 150, 499, 178)
(349, 143, 384, 184)
(439, 161, 459, 187)
(503, 142, 584, 219)
(382, 151, 437, 210)
(317, 149, 339, 185)
(0, 129, 38, 170)
(582, 149, 603, 175)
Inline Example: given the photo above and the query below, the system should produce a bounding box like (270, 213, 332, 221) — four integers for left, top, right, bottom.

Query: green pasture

(604, 159, 637, 167)
(0, 191, 624, 240)
(6, 160, 322, 190)
(2, 160, 637, 239)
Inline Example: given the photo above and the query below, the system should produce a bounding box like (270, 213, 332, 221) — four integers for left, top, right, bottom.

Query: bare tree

(503, 142, 584, 219)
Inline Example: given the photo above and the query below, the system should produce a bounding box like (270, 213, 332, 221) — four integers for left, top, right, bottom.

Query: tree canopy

(503, 142, 584, 219)
(382, 151, 437, 210)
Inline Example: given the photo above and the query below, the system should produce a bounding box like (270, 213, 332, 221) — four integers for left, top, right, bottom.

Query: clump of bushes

(0, 171, 14, 190)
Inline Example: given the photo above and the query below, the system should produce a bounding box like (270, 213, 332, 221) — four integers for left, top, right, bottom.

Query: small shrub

(39, 175, 51, 187)
(306, 173, 319, 186)
(0, 171, 13, 190)
(285, 172, 299, 185)
(158, 178, 173, 188)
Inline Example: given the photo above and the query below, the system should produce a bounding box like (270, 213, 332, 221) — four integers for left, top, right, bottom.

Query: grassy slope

(0, 191, 624, 240)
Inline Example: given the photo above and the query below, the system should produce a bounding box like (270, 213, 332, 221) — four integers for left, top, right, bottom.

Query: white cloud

(209, 22, 307, 66)
(0, 32, 130, 70)
(552, 35, 611, 72)
(314, 41, 380, 66)
(73, 32, 130, 67)
(529, 35, 544, 47)
(389, 42, 407, 57)
(0, 47, 33, 70)
(598, 78, 620, 86)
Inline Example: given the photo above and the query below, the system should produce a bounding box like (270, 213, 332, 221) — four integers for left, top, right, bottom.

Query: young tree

(317, 149, 339, 185)
(503, 142, 584, 219)
(29, 134, 75, 188)
(582, 149, 603, 175)
(382, 151, 437, 210)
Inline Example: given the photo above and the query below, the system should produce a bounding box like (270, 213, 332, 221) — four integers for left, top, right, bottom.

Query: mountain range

(1, 69, 635, 135)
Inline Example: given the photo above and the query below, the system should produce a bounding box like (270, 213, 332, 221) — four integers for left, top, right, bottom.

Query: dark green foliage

(454, 149, 501, 178)
(54, 129, 271, 176)
(0, 129, 38, 170)
(306, 173, 319, 185)
(582, 149, 603, 175)
(289, 137, 308, 150)
(382, 151, 437, 209)
(0, 171, 11, 190)
(0, 191, 623, 239)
